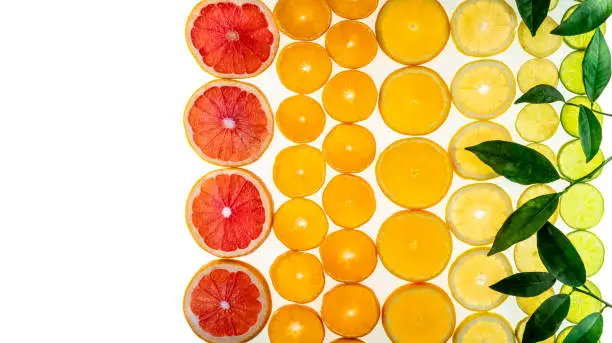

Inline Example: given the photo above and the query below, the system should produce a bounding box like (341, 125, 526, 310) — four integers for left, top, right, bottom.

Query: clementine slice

(325, 20, 378, 69)
(329, 0, 378, 19)
(270, 251, 325, 303)
(322, 70, 378, 123)
(321, 284, 380, 338)
(276, 95, 326, 143)
(268, 305, 325, 343)
(274, 0, 331, 41)
(319, 229, 377, 283)
(273, 144, 326, 198)
(273, 198, 328, 251)
(323, 124, 376, 173)
(277, 42, 332, 94)
(322, 174, 376, 229)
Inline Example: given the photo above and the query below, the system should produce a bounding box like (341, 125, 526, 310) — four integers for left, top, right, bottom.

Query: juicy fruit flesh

(516, 288, 554, 315)
(560, 51, 586, 95)
(561, 183, 605, 230)
(329, 0, 378, 19)
(321, 284, 380, 338)
(268, 305, 325, 343)
(323, 124, 376, 173)
(273, 198, 328, 251)
(561, 281, 602, 323)
(319, 229, 377, 283)
(276, 95, 326, 143)
(273, 0, 331, 41)
(517, 58, 559, 93)
(516, 103, 559, 143)
(277, 42, 332, 94)
(322, 174, 376, 229)
(561, 96, 603, 138)
(515, 317, 555, 343)
(322, 70, 378, 123)
(568, 230, 605, 277)
(325, 20, 378, 69)
(455, 313, 515, 343)
(273, 144, 326, 198)
(270, 251, 325, 304)
(518, 184, 559, 224)
(518, 17, 562, 58)
(558, 139, 604, 181)
(527, 143, 557, 167)
(514, 235, 547, 273)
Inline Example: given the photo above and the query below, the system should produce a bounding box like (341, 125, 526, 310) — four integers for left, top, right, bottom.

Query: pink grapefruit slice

(184, 259, 272, 342)
(184, 80, 274, 167)
(186, 0, 280, 78)
(186, 168, 273, 257)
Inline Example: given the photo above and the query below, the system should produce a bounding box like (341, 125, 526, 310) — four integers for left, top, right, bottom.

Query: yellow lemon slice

(517, 184, 559, 223)
(527, 143, 557, 168)
(454, 313, 514, 343)
(515, 317, 554, 343)
(518, 17, 562, 58)
(516, 288, 555, 315)
(516, 104, 559, 143)
(517, 58, 559, 93)
(514, 235, 547, 273)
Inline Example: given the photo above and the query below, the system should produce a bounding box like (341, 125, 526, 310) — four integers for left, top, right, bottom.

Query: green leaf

(489, 193, 561, 255)
(465, 141, 560, 185)
(537, 223, 587, 287)
(523, 294, 571, 343)
(563, 312, 604, 343)
(552, 0, 612, 36)
(490, 272, 556, 297)
(578, 105, 603, 163)
(583, 29, 611, 103)
(516, 0, 552, 36)
(515, 84, 565, 104)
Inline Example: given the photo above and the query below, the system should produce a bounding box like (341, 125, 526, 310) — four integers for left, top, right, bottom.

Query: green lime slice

(558, 140, 604, 181)
(560, 51, 586, 95)
(556, 326, 600, 343)
(560, 280, 603, 324)
(568, 230, 605, 276)
(563, 5, 607, 50)
(560, 96, 603, 137)
(560, 183, 604, 230)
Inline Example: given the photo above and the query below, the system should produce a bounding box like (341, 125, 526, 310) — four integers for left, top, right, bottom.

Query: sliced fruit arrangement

(277, 42, 332, 94)
(184, 80, 274, 167)
(560, 183, 605, 230)
(184, 260, 271, 343)
(527, 143, 557, 168)
(276, 95, 325, 144)
(454, 312, 515, 343)
(383, 283, 455, 343)
(323, 124, 376, 173)
(319, 229, 377, 283)
(517, 17, 562, 58)
(322, 174, 376, 229)
(568, 230, 605, 277)
(451, 0, 517, 57)
(561, 280, 603, 323)
(561, 96, 603, 137)
(186, 168, 273, 257)
(560, 51, 586, 95)
(273, 0, 331, 41)
(322, 70, 378, 123)
(518, 184, 559, 223)
(517, 58, 559, 93)
(268, 305, 325, 343)
(273, 198, 328, 251)
(558, 139, 604, 181)
(270, 251, 325, 303)
(516, 104, 559, 142)
(515, 317, 554, 343)
(273, 144, 326, 198)
(517, 288, 555, 315)
(514, 235, 547, 273)
(325, 20, 378, 69)
(321, 284, 380, 338)
(329, 0, 378, 19)
(562, 4, 607, 50)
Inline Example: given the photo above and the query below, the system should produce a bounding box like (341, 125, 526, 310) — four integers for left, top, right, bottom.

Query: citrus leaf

(466, 141, 560, 185)
(489, 193, 560, 255)
(583, 29, 611, 103)
(563, 312, 604, 343)
(579, 106, 603, 163)
(516, 0, 552, 36)
(490, 272, 556, 297)
(523, 294, 571, 343)
(552, 0, 612, 36)
(537, 223, 587, 287)
(515, 84, 565, 104)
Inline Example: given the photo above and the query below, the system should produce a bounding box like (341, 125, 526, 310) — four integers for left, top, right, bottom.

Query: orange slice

(454, 313, 515, 343)
(274, 0, 331, 41)
(329, 0, 378, 19)
(323, 124, 376, 173)
(277, 42, 332, 94)
(319, 229, 377, 283)
(321, 284, 380, 338)
(322, 174, 376, 229)
(273, 144, 326, 198)
(268, 305, 325, 343)
(276, 95, 326, 143)
(273, 198, 328, 251)
(270, 251, 325, 303)
(322, 70, 378, 123)
(325, 20, 378, 69)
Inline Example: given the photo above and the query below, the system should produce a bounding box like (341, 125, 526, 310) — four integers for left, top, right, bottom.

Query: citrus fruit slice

(563, 4, 607, 50)
(515, 317, 554, 343)
(332, 339, 364, 343)
(276, 95, 326, 143)
(273, 198, 328, 251)
(383, 283, 455, 343)
(378, 210, 452, 282)
(184, 80, 274, 167)
(518, 184, 559, 223)
(454, 313, 514, 343)
(451, 0, 517, 57)
(518, 17, 562, 58)
(558, 139, 604, 181)
(270, 251, 325, 303)
(277, 42, 332, 94)
(379, 66, 450, 135)
(561, 96, 603, 138)
(323, 124, 376, 173)
(321, 284, 380, 338)
(322, 174, 376, 229)
(319, 229, 377, 283)
(516, 288, 554, 315)
(186, 0, 279, 78)
(449, 248, 512, 311)
(446, 183, 513, 246)
(556, 326, 601, 343)
(560, 183, 604, 230)
(377, 138, 453, 209)
(549, 0, 558, 11)
(449, 121, 512, 180)
(329, 0, 378, 19)
(273, 144, 326, 198)
(273, 0, 331, 41)
(527, 143, 557, 168)
(268, 305, 325, 343)
(376, 0, 449, 65)
(184, 259, 271, 343)
(561, 280, 603, 323)
(514, 235, 547, 273)
(517, 58, 559, 93)
(451, 60, 516, 119)
(322, 70, 378, 123)
(560, 51, 586, 95)
(186, 168, 273, 257)
(568, 230, 605, 277)
(325, 21, 378, 69)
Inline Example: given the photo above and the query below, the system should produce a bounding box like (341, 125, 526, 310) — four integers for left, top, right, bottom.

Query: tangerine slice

(273, 144, 326, 198)
(329, 0, 378, 19)
(268, 305, 325, 343)
(276, 95, 326, 143)
(379, 66, 450, 135)
(186, 168, 273, 258)
(184, 259, 271, 343)
(186, 0, 279, 78)
(383, 283, 455, 343)
(325, 20, 378, 69)
(517, 58, 559, 93)
(184, 80, 274, 167)
(270, 251, 325, 303)
(322, 174, 376, 229)
(454, 313, 514, 343)
(321, 284, 380, 338)
(517, 184, 559, 223)
(376, 0, 449, 65)
(518, 17, 562, 58)
(516, 288, 554, 315)
(323, 124, 376, 173)
(378, 210, 452, 282)
(322, 70, 378, 123)
(277, 42, 332, 94)
(514, 235, 547, 273)
(273, 198, 328, 251)
(319, 229, 377, 283)
(273, 0, 331, 41)
(376, 138, 453, 209)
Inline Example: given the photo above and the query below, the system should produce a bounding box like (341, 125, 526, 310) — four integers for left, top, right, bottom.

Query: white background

(0, 0, 610, 342)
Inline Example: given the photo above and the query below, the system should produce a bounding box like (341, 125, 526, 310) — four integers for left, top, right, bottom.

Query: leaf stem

(573, 287, 612, 308)
(565, 102, 612, 117)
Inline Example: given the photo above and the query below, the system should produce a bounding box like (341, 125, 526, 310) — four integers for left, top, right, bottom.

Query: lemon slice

(518, 17, 562, 58)
(517, 184, 559, 223)
(561, 280, 603, 323)
(560, 183, 605, 230)
(516, 288, 555, 315)
(517, 58, 559, 93)
(516, 104, 559, 142)
(568, 230, 605, 277)
(454, 313, 514, 343)
(527, 143, 557, 168)
(515, 317, 554, 343)
(514, 235, 547, 273)
(560, 51, 586, 95)
(563, 5, 607, 49)
(561, 96, 604, 138)
(558, 139, 604, 181)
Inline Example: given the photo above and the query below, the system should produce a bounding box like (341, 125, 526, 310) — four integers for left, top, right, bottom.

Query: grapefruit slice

(184, 80, 274, 167)
(184, 259, 271, 342)
(186, 0, 279, 78)
(186, 168, 273, 257)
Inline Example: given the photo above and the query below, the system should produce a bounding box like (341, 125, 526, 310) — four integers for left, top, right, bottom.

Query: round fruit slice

(560, 51, 586, 95)
(518, 17, 562, 58)
(568, 230, 605, 277)
(449, 121, 512, 180)
(184, 80, 274, 167)
(560, 183, 604, 230)
(325, 20, 378, 69)
(273, 198, 328, 251)
(449, 247, 512, 311)
(270, 251, 325, 303)
(329, 0, 378, 19)
(563, 4, 607, 49)
(518, 184, 559, 224)
(277, 42, 332, 94)
(274, 0, 331, 41)
(186, 168, 273, 257)
(558, 139, 604, 181)
(321, 284, 380, 338)
(549, 0, 558, 11)
(561, 96, 603, 138)
(515, 317, 554, 343)
(517, 58, 559, 93)
(446, 183, 513, 246)
(319, 229, 377, 283)
(527, 143, 557, 168)
(323, 124, 376, 173)
(322, 70, 378, 123)
(379, 66, 450, 135)
(184, 259, 271, 343)
(268, 305, 325, 343)
(376, 0, 449, 65)
(454, 313, 514, 343)
(561, 280, 603, 323)
(332, 339, 364, 343)
(378, 210, 452, 282)
(276, 95, 326, 143)
(383, 283, 455, 343)
(186, 0, 279, 78)
(516, 288, 554, 315)
(451, 60, 516, 119)
(451, 0, 517, 57)
(556, 326, 601, 343)
(322, 174, 376, 229)
(273, 144, 326, 198)
(514, 235, 547, 273)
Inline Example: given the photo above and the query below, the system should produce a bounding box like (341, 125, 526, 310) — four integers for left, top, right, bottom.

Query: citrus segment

(276, 95, 326, 143)
(516, 288, 554, 315)
(563, 5, 607, 50)
(514, 235, 547, 272)
(319, 229, 377, 283)
(518, 17, 562, 58)
(329, 0, 378, 19)
(377, 138, 453, 209)
(515, 317, 554, 343)
(268, 305, 325, 343)
(561, 281, 603, 323)
(325, 21, 378, 69)
(273, 144, 326, 198)
(560, 183, 604, 230)
(184, 260, 271, 342)
(379, 66, 450, 135)
(518, 184, 559, 223)
(322, 174, 376, 229)
(527, 143, 557, 168)
(186, 0, 279, 78)
(270, 251, 325, 303)
(322, 70, 378, 123)
(184, 80, 274, 167)
(321, 284, 380, 338)
(274, 0, 331, 41)
(186, 168, 273, 257)
(560, 51, 586, 95)
(323, 124, 376, 173)
(517, 58, 559, 93)
(568, 230, 605, 277)
(561, 96, 603, 137)
(454, 313, 514, 343)
(277, 42, 332, 94)
(273, 198, 328, 251)
(378, 210, 452, 282)
(558, 139, 604, 181)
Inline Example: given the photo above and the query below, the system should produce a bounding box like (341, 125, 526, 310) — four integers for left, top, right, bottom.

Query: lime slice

(516, 104, 559, 142)
(518, 184, 559, 223)
(515, 235, 547, 273)
(558, 140, 604, 181)
(527, 143, 557, 168)
(556, 326, 601, 343)
(560, 280, 603, 323)
(568, 230, 605, 277)
(560, 183, 604, 230)
(515, 317, 554, 343)
(560, 51, 586, 95)
(560, 96, 603, 137)
(517, 288, 555, 315)
(518, 17, 562, 58)
(563, 5, 607, 50)
(517, 58, 559, 93)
